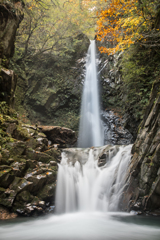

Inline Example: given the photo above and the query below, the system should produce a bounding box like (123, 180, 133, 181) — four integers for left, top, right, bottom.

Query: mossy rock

(27, 175, 47, 193)
(16, 190, 34, 203)
(45, 171, 57, 184)
(0, 168, 14, 188)
(1, 149, 10, 159)
(9, 141, 26, 156)
(17, 178, 33, 193)
(44, 148, 60, 159)
(26, 149, 55, 163)
(26, 138, 38, 149)
(37, 184, 56, 201)
(9, 177, 22, 191)
(12, 125, 30, 141)
(26, 159, 38, 169)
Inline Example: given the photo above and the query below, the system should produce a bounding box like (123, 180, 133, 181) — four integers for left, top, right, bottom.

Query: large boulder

(0, 121, 63, 217)
(39, 125, 77, 146)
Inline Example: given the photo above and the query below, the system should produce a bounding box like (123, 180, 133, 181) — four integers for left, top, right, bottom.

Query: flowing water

(1, 146, 160, 240)
(1, 145, 160, 240)
(78, 40, 103, 148)
(1, 42, 160, 240)
(55, 145, 132, 213)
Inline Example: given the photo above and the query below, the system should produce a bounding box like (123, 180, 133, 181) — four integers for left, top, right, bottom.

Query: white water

(2, 145, 160, 240)
(56, 145, 132, 213)
(78, 40, 103, 148)
(2, 44, 160, 240)
(1, 212, 160, 240)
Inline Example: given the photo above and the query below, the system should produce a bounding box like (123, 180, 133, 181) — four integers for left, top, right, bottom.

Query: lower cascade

(55, 144, 132, 213)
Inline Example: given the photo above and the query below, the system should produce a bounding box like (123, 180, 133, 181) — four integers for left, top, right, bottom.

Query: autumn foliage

(96, 0, 159, 54)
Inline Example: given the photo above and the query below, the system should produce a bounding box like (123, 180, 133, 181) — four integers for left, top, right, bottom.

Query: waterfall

(78, 40, 103, 148)
(55, 144, 132, 213)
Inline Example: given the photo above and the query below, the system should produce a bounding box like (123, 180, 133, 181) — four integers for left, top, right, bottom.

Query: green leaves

(121, 42, 160, 122)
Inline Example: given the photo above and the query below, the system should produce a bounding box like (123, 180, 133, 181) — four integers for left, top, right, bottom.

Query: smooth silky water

(1, 41, 160, 240)
(78, 40, 103, 148)
(1, 145, 160, 240)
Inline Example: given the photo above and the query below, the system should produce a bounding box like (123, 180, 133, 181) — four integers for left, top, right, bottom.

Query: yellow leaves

(96, 0, 151, 54)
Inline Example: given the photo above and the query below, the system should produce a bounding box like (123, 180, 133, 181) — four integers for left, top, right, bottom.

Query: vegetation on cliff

(10, 0, 96, 129)
(96, 0, 160, 136)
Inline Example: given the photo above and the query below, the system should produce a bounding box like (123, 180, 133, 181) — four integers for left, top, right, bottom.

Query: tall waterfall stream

(1, 41, 160, 240)
(78, 40, 103, 148)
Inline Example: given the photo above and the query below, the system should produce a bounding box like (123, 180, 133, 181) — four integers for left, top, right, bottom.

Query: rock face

(0, 68, 17, 107)
(0, 1, 24, 106)
(0, 117, 78, 218)
(121, 80, 160, 213)
(97, 49, 138, 140)
(39, 126, 77, 147)
(102, 110, 133, 145)
(0, 1, 24, 64)
(97, 41, 156, 142)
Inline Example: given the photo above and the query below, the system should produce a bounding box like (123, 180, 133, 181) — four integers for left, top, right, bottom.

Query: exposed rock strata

(102, 110, 133, 145)
(0, 118, 77, 218)
(0, 1, 24, 106)
(39, 125, 77, 147)
(0, 1, 24, 65)
(122, 80, 160, 214)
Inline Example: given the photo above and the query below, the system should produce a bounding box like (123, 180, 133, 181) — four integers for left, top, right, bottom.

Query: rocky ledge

(0, 115, 76, 218)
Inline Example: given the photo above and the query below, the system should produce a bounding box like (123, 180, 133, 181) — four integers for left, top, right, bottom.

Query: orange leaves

(96, 0, 146, 54)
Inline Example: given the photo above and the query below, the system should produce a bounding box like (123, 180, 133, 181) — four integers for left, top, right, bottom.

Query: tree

(96, 0, 160, 54)
(14, 0, 99, 62)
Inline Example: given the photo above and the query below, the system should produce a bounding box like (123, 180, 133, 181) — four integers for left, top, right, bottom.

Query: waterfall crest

(78, 40, 103, 148)
(55, 144, 132, 213)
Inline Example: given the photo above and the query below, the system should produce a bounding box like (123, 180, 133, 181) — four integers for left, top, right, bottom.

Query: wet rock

(36, 137, 48, 146)
(50, 161, 57, 166)
(44, 147, 60, 159)
(27, 175, 47, 193)
(37, 184, 56, 202)
(45, 171, 57, 184)
(0, 189, 17, 207)
(39, 126, 77, 146)
(122, 80, 160, 212)
(16, 191, 34, 203)
(101, 110, 133, 145)
(0, 168, 14, 188)
(20, 179, 33, 191)
(9, 141, 26, 156)
(26, 159, 38, 169)
(26, 149, 55, 163)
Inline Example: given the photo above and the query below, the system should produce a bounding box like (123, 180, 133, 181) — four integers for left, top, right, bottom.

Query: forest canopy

(96, 0, 160, 54)
(12, 0, 99, 61)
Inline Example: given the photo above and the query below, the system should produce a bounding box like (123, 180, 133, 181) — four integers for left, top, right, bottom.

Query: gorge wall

(122, 79, 160, 214)
(0, 0, 24, 107)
